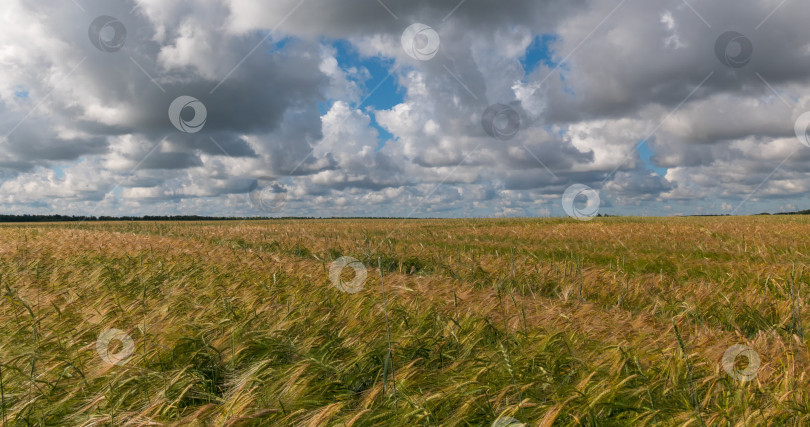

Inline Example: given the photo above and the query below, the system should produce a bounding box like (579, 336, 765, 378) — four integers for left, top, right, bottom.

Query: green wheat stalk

(673, 320, 705, 427)
(378, 258, 396, 401)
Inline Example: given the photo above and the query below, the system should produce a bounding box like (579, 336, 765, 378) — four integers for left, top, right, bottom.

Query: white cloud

(0, 0, 809, 217)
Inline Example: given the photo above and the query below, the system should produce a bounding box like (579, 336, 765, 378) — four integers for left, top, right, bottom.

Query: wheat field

(0, 217, 808, 425)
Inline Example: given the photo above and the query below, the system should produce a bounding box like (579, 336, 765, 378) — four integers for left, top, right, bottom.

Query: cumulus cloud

(0, 0, 808, 217)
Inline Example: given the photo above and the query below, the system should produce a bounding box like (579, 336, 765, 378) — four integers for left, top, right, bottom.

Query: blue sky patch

(637, 141, 667, 177)
(267, 37, 290, 54)
(330, 40, 401, 149)
(15, 86, 29, 99)
(331, 40, 402, 111)
(521, 34, 558, 76)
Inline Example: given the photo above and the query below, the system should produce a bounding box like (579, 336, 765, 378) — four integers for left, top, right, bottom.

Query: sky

(1, 0, 810, 218)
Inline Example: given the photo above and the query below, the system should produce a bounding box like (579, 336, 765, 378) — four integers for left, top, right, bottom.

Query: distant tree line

(774, 210, 810, 215)
(0, 215, 444, 222)
(0, 215, 259, 222)
(0, 211, 805, 222)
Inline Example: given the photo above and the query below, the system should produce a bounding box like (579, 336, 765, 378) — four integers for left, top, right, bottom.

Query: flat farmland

(0, 217, 808, 425)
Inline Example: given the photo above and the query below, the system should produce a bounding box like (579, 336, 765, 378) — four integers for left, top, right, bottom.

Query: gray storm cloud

(0, 0, 808, 216)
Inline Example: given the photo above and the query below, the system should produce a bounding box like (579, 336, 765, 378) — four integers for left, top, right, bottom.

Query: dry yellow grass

(0, 216, 808, 425)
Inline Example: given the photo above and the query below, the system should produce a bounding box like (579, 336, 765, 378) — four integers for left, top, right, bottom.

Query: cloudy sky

(1, 0, 809, 218)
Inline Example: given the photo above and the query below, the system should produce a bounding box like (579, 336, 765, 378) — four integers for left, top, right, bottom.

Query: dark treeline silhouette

(775, 210, 810, 215)
(0, 211, 807, 222)
(0, 215, 439, 222)
(0, 215, 261, 222)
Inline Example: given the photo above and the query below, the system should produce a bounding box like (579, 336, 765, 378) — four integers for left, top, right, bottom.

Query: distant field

(0, 217, 808, 425)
